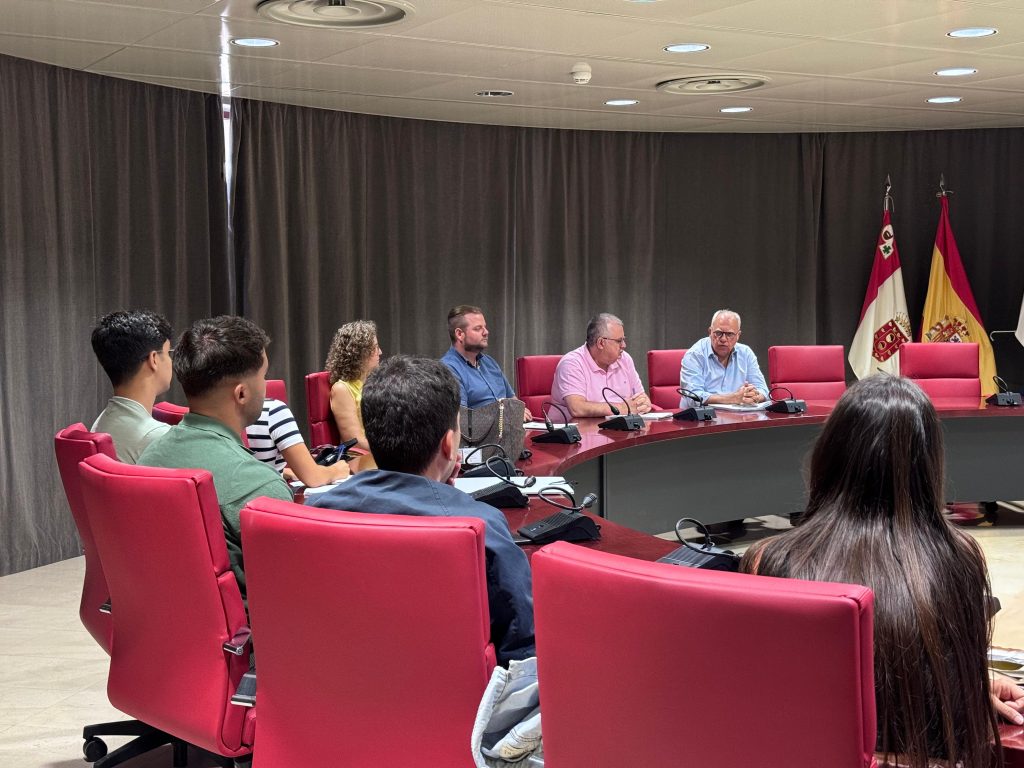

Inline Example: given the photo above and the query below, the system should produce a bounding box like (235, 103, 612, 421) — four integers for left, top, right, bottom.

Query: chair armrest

(231, 671, 257, 707)
(223, 627, 252, 655)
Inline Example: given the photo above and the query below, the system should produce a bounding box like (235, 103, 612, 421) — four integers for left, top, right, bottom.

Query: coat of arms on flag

(849, 180, 911, 379)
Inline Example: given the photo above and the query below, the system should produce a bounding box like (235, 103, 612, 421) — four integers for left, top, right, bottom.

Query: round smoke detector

(256, 0, 413, 29)
(656, 74, 769, 94)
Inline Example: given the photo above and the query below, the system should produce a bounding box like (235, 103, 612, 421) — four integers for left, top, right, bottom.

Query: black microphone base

(469, 483, 530, 509)
(673, 406, 717, 421)
(532, 425, 582, 444)
(598, 414, 644, 431)
(987, 392, 1022, 406)
(461, 458, 516, 477)
(766, 399, 807, 414)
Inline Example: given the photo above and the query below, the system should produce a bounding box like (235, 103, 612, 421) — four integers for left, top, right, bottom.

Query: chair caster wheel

(84, 737, 108, 762)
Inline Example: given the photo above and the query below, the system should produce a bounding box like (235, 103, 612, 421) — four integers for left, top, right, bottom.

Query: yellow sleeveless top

(341, 379, 363, 427)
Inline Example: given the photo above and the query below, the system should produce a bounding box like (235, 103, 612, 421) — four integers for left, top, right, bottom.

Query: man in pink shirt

(551, 313, 653, 418)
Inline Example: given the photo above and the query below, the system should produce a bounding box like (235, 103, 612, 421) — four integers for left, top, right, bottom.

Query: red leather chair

(265, 378, 288, 404)
(305, 371, 340, 446)
(533, 543, 876, 768)
(515, 355, 563, 418)
(152, 401, 189, 425)
(646, 349, 688, 410)
(899, 342, 981, 401)
(56, 427, 195, 765)
(54, 425, 117, 653)
(768, 345, 847, 402)
(241, 497, 496, 767)
(78, 454, 255, 765)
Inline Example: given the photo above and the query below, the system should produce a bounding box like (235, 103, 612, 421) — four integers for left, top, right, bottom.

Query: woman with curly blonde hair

(325, 320, 382, 453)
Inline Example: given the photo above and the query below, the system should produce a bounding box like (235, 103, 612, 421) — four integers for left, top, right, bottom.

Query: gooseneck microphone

(987, 375, 1022, 406)
(517, 486, 601, 544)
(598, 386, 644, 431)
(532, 401, 582, 444)
(673, 388, 717, 421)
(765, 385, 808, 414)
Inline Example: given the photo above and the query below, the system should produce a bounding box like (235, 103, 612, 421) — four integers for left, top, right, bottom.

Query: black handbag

(459, 398, 527, 463)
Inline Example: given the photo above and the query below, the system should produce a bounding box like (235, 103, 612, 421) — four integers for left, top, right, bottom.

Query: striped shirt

(245, 398, 304, 473)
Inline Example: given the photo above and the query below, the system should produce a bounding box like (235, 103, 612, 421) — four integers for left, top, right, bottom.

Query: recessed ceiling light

(927, 96, 962, 104)
(935, 67, 977, 77)
(664, 43, 710, 53)
(947, 27, 997, 38)
(606, 99, 639, 106)
(720, 106, 752, 113)
(476, 90, 514, 98)
(230, 37, 279, 47)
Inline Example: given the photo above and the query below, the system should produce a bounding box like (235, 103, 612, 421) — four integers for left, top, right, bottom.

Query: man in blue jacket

(310, 355, 535, 665)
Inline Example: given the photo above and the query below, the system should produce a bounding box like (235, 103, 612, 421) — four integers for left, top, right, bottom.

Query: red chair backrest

(152, 401, 189, 426)
(305, 371, 340, 447)
(241, 497, 495, 767)
(78, 454, 254, 758)
(54, 424, 117, 654)
(515, 355, 563, 418)
(533, 542, 876, 768)
(646, 349, 688, 410)
(768, 345, 847, 402)
(265, 379, 287, 404)
(899, 342, 981, 400)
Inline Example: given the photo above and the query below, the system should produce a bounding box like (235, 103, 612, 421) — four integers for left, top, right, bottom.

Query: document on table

(711, 402, 772, 412)
(454, 476, 569, 496)
(641, 411, 674, 420)
(524, 421, 578, 431)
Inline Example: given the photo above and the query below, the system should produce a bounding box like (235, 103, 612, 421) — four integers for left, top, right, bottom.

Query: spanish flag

(920, 195, 997, 396)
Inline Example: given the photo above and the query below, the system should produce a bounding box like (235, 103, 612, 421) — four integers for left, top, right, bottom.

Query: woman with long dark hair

(742, 375, 1023, 768)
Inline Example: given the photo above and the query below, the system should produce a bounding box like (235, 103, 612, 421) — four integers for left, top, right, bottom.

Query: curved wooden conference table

(507, 398, 1024, 765)
(515, 399, 1024, 534)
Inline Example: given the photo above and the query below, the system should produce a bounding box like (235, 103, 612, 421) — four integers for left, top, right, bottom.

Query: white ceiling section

(2, 0, 1024, 132)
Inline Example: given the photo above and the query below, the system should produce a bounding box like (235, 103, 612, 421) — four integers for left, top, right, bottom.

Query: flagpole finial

(883, 174, 894, 212)
(936, 174, 954, 198)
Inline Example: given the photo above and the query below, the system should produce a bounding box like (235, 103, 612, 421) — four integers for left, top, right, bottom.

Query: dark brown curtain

(0, 55, 229, 575)
(232, 100, 519, 421)
(820, 129, 1024, 383)
(5, 56, 1024, 575)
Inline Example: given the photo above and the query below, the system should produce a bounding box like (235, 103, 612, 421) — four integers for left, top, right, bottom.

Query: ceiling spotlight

(720, 106, 752, 113)
(476, 90, 514, 98)
(927, 96, 962, 104)
(947, 27, 996, 38)
(664, 43, 709, 53)
(934, 67, 977, 77)
(606, 99, 638, 106)
(230, 37, 280, 47)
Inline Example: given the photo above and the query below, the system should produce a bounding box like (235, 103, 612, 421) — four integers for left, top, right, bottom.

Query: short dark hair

(91, 310, 173, 387)
(447, 304, 483, 343)
(362, 355, 460, 475)
(173, 315, 270, 398)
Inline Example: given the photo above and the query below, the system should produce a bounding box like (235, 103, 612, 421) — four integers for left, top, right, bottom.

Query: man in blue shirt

(310, 355, 536, 666)
(681, 309, 769, 408)
(441, 305, 532, 421)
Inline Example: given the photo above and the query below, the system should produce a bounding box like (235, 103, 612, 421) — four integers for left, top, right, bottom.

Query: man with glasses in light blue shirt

(680, 309, 769, 408)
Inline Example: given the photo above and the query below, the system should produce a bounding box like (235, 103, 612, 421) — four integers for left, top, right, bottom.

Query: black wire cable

(672, 516, 732, 557)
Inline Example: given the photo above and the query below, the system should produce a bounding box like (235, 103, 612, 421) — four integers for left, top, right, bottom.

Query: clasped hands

(731, 382, 765, 406)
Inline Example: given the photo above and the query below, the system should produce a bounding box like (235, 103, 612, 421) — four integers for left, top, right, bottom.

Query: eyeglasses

(711, 330, 738, 341)
(601, 336, 627, 346)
